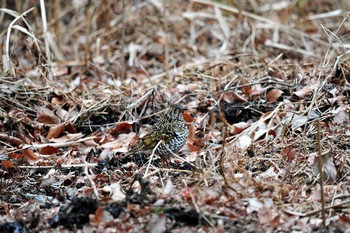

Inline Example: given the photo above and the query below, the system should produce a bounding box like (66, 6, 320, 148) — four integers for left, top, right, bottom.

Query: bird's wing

(141, 131, 175, 150)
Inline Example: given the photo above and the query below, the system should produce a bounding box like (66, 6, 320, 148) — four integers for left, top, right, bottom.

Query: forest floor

(0, 1, 350, 232)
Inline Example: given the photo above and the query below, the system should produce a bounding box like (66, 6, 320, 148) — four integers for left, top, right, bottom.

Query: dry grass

(0, 0, 350, 232)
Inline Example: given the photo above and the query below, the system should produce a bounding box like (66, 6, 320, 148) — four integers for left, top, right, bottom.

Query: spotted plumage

(128, 105, 188, 156)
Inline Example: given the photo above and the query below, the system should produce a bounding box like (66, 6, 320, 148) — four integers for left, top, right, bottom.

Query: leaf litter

(0, 0, 350, 232)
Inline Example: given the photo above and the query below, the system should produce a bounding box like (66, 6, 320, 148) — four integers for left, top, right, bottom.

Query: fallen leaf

(293, 84, 316, 98)
(18, 131, 31, 144)
(47, 123, 66, 139)
(1, 160, 14, 168)
(241, 78, 252, 96)
(39, 146, 60, 155)
(112, 122, 133, 135)
(22, 149, 39, 162)
(312, 154, 337, 182)
(183, 111, 194, 123)
(147, 214, 166, 233)
(281, 146, 296, 161)
(9, 153, 21, 159)
(187, 123, 196, 143)
(267, 89, 283, 102)
(187, 143, 201, 152)
(234, 135, 252, 150)
(65, 123, 77, 133)
(37, 106, 60, 124)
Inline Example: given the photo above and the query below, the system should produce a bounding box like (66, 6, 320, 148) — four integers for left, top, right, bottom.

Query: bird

(126, 105, 188, 157)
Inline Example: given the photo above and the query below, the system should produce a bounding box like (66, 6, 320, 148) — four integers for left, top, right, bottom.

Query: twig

(163, 0, 169, 78)
(192, 0, 328, 46)
(317, 120, 326, 227)
(120, 0, 126, 79)
(142, 168, 193, 178)
(17, 163, 98, 169)
(83, 160, 100, 199)
(6, 136, 96, 153)
(283, 199, 350, 217)
(3, 7, 35, 75)
(219, 126, 228, 185)
(40, 0, 54, 80)
(54, 0, 61, 43)
(144, 140, 162, 176)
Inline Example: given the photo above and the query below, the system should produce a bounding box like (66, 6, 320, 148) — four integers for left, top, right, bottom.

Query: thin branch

(40, 0, 54, 80)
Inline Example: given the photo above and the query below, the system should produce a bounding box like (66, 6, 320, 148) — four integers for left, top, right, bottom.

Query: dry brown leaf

(9, 153, 21, 159)
(84, 138, 99, 147)
(112, 122, 133, 135)
(267, 89, 283, 102)
(0, 133, 22, 146)
(18, 132, 31, 144)
(48, 133, 84, 143)
(187, 143, 201, 152)
(1, 160, 14, 168)
(51, 96, 64, 106)
(65, 123, 77, 133)
(312, 154, 337, 182)
(187, 123, 196, 144)
(333, 105, 349, 125)
(241, 78, 252, 96)
(47, 123, 66, 139)
(22, 149, 39, 162)
(187, 83, 198, 91)
(183, 111, 194, 123)
(102, 132, 136, 149)
(222, 92, 248, 103)
(293, 84, 316, 98)
(281, 146, 296, 161)
(37, 106, 60, 124)
(39, 146, 60, 155)
(147, 214, 166, 233)
(252, 85, 270, 96)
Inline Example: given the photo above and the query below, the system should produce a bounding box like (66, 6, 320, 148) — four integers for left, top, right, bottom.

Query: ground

(0, 1, 350, 232)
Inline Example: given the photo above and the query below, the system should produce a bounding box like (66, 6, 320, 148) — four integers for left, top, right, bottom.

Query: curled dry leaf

(51, 96, 64, 106)
(65, 123, 77, 133)
(241, 78, 252, 96)
(293, 84, 316, 98)
(187, 123, 196, 144)
(222, 92, 248, 103)
(84, 138, 99, 147)
(252, 85, 270, 96)
(101, 132, 136, 150)
(22, 149, 39, 162)
(18, 132, 31, 144)
(183, 111, 194, 123)
(37, 106, 60, 124)
(47, 123, 66, 139)
(267, 89, 283, 102)
(111, 122, 133, 135)
(39, 146, 60, 155)
(234, 135, 252, 150)
(312, 154, 337, 182)
(1, 160, 14, 168)
(147, 214, 166, 233)
(0, 133, 22, 146)
(187, 143, 201, 152)
(9, 153, 21, 159)
(333, 105, 349, 125)
(280, 146, 296, 161)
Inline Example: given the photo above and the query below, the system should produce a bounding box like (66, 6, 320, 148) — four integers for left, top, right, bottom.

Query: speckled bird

(127, 105, 188, 156)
